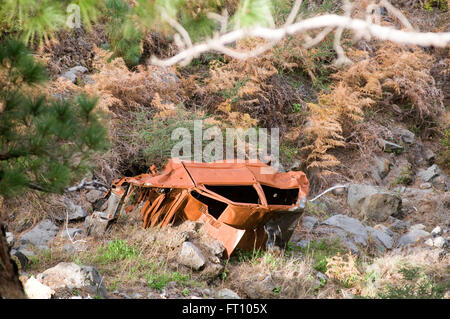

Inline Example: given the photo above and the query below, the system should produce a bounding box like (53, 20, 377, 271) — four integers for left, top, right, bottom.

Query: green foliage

(129, 107, 213, 169)
(391, 165, 413, 187)
(96, 239, 140, 264)
(0, 0, 104, 46)
(377, 265, 448, 299)
(146, 271, 190, 291)
(105, 0, 142, 68)
(438, 128, 450, 168)
(424, 0, 448, 11)
(0, 38, 108, 197)
(232, 0, 274, 29)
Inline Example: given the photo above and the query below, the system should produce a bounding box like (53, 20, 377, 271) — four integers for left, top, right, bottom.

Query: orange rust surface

(111, 159, 309, 257)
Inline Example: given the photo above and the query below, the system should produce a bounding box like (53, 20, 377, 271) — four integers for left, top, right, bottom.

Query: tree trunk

(0, 221, 26, 298)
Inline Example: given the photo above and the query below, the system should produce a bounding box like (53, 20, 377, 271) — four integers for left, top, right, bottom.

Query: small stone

(433, 237, 447, 248)
(431, 226, 442, 236)
(431, 175, 448, 191)
(394, 128, 415, 144)
(316, 272, 328, 282)
(423, 149, 436, 164)
(372, 157, 391, 181)
(417, 164, 441, 182)
(424, 238, 434, 247)
(397, 229, 430, 247)
(389, 217, 409, 231)
(419, 183, 432, 189)
(24, 276, 55, 299)
(61, 228, 83, 239)
(217, 288, 241, 299)
(302, 216, 319, 230)
(178, 242, 206, 271)
(6, 232, 14, 246)
(410, 224, 426, 231)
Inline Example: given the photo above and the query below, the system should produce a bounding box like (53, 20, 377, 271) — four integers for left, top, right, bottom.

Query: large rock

(302, 216, 319, 230)
(18, 219, 59, 250)
(24, 276, 54, 299)
(347, 184, 401, 222)
(321, 214, 368, 246)
(85, 190, 105, 204)
(367, 226, 394, 249)
(37, 262, 108, 298)
(178, 242, 206, 271)
(397, 229, 430, 247)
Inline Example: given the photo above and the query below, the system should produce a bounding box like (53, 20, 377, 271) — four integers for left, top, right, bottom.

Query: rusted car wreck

(98, 159, 309, 257)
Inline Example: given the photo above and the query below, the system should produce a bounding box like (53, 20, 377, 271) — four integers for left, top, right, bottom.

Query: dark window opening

(261, 185, 298, 205)
(204, 185, 260, 204)
(191, 191, 228, 219)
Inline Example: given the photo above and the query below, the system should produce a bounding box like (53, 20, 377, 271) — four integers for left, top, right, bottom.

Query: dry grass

(224, 249, 339, 299)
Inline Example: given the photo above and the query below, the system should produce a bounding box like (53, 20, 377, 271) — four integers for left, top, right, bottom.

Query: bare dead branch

(150, 11, 450, 67)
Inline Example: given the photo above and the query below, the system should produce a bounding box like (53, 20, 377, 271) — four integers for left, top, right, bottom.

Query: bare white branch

(150, 13, 450, 67)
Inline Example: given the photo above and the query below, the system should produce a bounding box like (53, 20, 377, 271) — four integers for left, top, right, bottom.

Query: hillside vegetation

(0, 0, 449, 299)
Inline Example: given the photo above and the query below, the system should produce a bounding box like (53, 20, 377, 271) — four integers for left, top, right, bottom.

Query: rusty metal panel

(105, 159, 310, 256)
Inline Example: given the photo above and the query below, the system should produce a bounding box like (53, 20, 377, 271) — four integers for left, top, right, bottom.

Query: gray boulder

(393, 128, 415, 144)
(389, 218, 409, 232)
(417, 164, 441, 182)
(18, 219, 59, 250)
(178, 242, 206, 271)
(397, 229, 430, 247)
(430, 175, 449, 191)
(322, 214, 368, 246)
(367, 226, 394, 249)
(302, 216, 319, 230)
(37, 262, 108, 298)
(423, 149, 436, 164)
(63, 199, 88, 222)
(85, 190, 105, 204)
(61, 66, 88, 83)
(347, 184, 401, 222)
